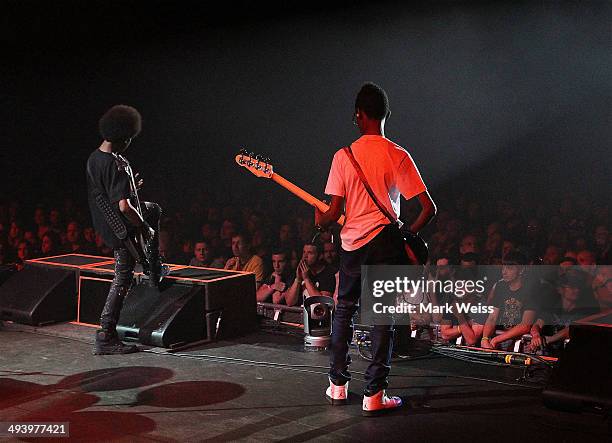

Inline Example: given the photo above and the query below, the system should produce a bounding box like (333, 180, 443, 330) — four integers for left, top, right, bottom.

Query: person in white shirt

(315, 82, 436, 415)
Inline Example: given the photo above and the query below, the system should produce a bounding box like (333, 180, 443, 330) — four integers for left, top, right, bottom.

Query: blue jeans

(329, 224, 408, 394)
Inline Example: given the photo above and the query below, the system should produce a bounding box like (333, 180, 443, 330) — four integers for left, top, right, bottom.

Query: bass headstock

(235, 149, 274, 179)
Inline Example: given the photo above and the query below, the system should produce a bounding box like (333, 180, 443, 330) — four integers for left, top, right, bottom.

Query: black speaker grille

(0, 265, 77, 324)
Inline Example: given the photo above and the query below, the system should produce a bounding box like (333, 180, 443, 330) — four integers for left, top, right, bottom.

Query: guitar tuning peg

(237, 149, 247, 164)
(263, 157, 271, 173)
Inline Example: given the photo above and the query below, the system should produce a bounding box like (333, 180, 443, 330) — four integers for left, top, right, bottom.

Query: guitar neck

(271, 173, 345, 226)
(116, 153, 144, 217)
(128, 172, 144, 217)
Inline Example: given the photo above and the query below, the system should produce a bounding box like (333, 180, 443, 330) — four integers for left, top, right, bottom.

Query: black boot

(93, 329, 139, 355)
(146, 262, 170, 287)
(146, 255, 170, 288)
(96, 260, 139, 354)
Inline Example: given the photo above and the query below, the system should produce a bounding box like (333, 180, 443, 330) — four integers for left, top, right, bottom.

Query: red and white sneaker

(325, 379, 349, 405)
(362, 390, 402, 416)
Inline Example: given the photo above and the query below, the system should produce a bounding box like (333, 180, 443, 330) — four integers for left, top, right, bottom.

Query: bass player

(315, 83, 436, 415)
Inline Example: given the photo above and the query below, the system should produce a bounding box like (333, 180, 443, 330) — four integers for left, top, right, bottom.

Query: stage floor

(0, 322, 609, 442)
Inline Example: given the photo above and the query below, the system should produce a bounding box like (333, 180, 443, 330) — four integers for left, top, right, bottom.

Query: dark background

(2, 0, 610, 215)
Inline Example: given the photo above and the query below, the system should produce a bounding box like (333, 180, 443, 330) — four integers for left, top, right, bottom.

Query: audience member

(40, 231, 61, 257)
(219, 219, 237, 259)
(34, 206, 49, 239)
(528, 271, 598, 355)
(542, 245, 562, 265)
(285, 242, 336, 307)
(592, 265, 612, 310)
(278, 222, 297, 252)
(190, 240, 224, 268)
(576, 249, 596, 274)
(224, 233, 265, 289)
(8, 221, 23, 249)
(501, 238, 516, 260)
(48, 208, 63, 234)
(256, 249, 295, 303)
(16, 240, 32, 270)
(481, 252, 537, 350)
(175, 238, 194, 264)
(459, 234, 479, 256)
(322, 240, 339, 273)
(64, 221, 83, 253)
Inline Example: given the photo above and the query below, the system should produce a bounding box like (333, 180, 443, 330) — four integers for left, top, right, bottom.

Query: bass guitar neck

(235, 150, 345, 225)
(271, 173, 345, 226)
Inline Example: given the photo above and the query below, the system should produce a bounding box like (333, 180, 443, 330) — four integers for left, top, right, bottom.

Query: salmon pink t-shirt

(324, 135, 427, 251)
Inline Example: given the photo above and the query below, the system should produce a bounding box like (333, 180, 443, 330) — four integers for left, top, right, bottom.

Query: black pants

(99, 202, 161, 333)
(329, 224, 408, 394)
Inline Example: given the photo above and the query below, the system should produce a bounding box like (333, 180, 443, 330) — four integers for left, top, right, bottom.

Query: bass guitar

(234, 150, 428, 264)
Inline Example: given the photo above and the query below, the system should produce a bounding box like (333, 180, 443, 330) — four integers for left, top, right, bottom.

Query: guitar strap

(342, 146, 399, 227)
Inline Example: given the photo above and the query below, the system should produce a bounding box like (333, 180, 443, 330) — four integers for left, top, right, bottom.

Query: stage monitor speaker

(116, 273, 257, 348)
(117, 282, 206, 348)
(0, 264, 77, 325)
(542, 322, 612, 414)
(0, 264, 16, 286)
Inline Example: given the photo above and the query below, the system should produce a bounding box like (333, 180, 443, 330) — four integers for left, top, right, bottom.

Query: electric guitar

(234, 150, 428, 264)
(113, 154, 156, 273)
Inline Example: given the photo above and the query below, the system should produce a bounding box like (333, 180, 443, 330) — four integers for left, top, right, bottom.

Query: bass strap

(342, 146, 399, 227)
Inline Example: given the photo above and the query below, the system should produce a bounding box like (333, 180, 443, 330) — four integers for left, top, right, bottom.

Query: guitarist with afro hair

(86, 104, 167, 355)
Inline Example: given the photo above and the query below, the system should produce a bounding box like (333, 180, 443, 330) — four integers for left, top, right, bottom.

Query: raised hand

(272, 272, 284, 290)
(225, 257, 239, 270)
(298, 260, 311, 281)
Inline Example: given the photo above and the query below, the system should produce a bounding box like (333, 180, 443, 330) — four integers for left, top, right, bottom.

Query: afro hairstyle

(99, 105, 142, 142)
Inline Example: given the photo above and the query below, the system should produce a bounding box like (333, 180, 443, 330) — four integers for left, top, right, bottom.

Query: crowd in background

(0, 191, 610, 353)
(1, 191, 609, 270)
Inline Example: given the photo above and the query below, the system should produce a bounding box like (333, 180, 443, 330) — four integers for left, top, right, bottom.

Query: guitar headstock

(235, 149, 274, 179)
